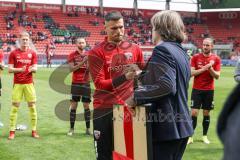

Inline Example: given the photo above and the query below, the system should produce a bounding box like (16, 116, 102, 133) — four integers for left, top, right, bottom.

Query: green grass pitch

(0, 67, 237, 160)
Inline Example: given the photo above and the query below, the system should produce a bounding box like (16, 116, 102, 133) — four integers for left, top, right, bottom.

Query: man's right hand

(202, 63, 213, 71)
(124, 64, 142, 80)
(125, 71, 137, 80)
(83, 56, 88, 62)
(77, 56, 88, 67)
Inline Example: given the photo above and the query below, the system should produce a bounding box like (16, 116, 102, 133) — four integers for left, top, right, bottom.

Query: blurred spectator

(100, 30, 107, 35)
(54, 36, 65, 44)
(64, 32, 71, 44)
(89, 19, 99, 26)
(37, 32, 48, 41)
(45, 39, 56, 68)
(0, 38, 3, 48)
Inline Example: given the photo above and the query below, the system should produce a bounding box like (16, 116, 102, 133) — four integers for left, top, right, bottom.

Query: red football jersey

(191, 53, 221, 90)
(8, 48, 37, 84)
(0, 50, 3, 63)
(88, 39, 144, 109)
(68, 51, 90, 83)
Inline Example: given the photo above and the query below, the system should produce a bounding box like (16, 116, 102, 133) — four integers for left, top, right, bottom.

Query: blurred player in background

(67, 37, 91, 136)
(0, 48, 4, 96)
(45, 39, 55, 68)
(8, 31, 39, 140)
(0, 47, 4, 128)
(189, 38, 221, 144)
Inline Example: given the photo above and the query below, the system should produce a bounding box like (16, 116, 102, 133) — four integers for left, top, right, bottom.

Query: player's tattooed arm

(209, 67, 220, 79)
(123, 64, 141, 80)
(69, 57, 88, 72)
(191, 63, 212, 77)
(191, 67, 204, 76)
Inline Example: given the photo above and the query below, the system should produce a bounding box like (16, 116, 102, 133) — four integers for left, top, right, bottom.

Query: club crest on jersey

(124, 52, 133, 60)
(28, 53, 32, 58)
(94, 130, 101, 140)
(210, 60, 215, 65)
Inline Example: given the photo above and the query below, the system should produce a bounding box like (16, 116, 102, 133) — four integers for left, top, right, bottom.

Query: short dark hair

(104, 11, 123, 22)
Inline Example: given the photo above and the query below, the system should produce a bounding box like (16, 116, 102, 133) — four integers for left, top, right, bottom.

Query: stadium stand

(1, 4, 240, 64)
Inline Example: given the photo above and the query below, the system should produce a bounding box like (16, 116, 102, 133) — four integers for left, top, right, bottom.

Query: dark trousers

(153, 137, 188, 160)
(93, 108, 113, 160)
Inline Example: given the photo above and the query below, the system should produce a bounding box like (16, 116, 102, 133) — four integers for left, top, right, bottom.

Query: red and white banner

(180, 11, 196, 17)
(66, 5, 99, 13)
(140, 10, 158, 17)
(104, 8, 133, 16)
(202, 12, 240, 21)
(26, 3, 61, 13)
(218, 12, 238, 19)
(0, 2, 20, 11)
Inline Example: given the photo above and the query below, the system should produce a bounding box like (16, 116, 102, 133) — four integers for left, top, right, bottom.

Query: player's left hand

(28, 66, 36, 73)
(125, 71, 137, 80)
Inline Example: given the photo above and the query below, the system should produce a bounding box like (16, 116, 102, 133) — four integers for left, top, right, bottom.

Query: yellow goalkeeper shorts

(12, 83, 36, 102)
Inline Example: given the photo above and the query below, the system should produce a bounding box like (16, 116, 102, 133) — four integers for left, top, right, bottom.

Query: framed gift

(113, 105, 153, 160)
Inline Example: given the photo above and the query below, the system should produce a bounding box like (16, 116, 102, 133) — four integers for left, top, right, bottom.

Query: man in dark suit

(125, 10, 193, 160)
(234, 58, 240, 82)
(217, 84, 240, 160)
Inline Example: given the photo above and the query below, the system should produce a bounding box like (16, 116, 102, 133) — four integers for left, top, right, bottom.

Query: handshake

(124, 64, 142, 80)
(123, 64, 142, 115)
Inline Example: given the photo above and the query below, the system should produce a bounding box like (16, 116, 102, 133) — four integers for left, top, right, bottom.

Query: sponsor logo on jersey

(17, 59, 31, 64)
(124, 52, 133, 60)
(28, 53, 32, 58)
(108, 64, 129, 72)
(210, 60, 215, 65)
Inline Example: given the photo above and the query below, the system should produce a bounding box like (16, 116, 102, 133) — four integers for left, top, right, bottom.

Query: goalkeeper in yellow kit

(8, 31, 39, 140)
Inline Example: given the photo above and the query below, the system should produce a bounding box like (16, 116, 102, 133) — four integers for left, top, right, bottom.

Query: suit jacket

(234, 58, 240, 82)
(134, 41, 193, 141)
(217, 84, 240, 160)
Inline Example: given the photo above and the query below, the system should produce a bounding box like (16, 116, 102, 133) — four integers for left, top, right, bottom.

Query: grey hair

(151, 10, 186, 43)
